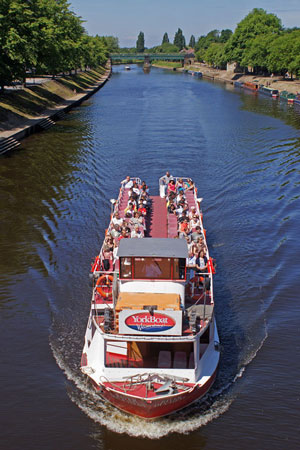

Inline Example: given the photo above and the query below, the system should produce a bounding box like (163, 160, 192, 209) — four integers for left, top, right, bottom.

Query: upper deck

(89, 177, 215, 341)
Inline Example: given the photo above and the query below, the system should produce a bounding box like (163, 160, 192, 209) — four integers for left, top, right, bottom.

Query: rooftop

(118, 238, 188, 258)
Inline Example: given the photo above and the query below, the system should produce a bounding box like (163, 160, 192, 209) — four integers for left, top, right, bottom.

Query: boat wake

(49, 311, 268, 439)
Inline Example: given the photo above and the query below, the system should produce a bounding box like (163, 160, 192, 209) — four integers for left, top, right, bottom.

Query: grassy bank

(0, 66, 107, 132)
(152, 61, 182, 69)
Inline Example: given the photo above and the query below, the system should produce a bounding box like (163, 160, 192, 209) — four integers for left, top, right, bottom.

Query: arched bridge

(110, 53, 194, 67)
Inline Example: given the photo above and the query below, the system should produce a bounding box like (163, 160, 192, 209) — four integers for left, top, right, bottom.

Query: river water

(1, 65, 300, 449)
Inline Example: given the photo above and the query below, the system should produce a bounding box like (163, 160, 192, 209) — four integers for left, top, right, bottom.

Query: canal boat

(259, 85, 279, 98)
(243, 81, 259, 92)
(280, 91, 296, 104)
(81, 177, 220, 419)
(293, 93, 300, 106)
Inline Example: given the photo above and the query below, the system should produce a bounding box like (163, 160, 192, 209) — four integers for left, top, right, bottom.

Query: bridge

(110, 53, 194, 67)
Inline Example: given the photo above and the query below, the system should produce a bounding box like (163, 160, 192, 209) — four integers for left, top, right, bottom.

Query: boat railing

(101, 373, 192, 396)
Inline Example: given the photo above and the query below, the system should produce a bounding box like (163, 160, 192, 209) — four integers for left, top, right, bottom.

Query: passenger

(118, 228, 128, 242)
(184, 178, 195, 191)
(191, 226, 203, 242)
(190, 215, 200, 231)
(167, 179, 176, 195)
(131, 224, 142, 238)
(178, 218, 190, 238)
(132, 182, 140, 197)
(110, 224, 121, 239)
(176, 178, 184, 192)
(194, 236, 207, 255)
(124, 204, 135, 218)
(138, 201, 147, 216)
(140, 181, 149, 194)
(176, 191, 185, 204)
(161, 171, 173, 185)
(127, 195, 138, 208)
(130, 211, 144, 227)
(168, 203, 176, 215)
(188, 206, 196, 220)
(195, 250, 208, 274)
(121, 176, 133, 189)
(112, 212, 123, 227)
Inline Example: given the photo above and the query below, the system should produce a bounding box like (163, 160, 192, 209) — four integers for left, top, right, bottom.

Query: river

(1, 64, 299, 449)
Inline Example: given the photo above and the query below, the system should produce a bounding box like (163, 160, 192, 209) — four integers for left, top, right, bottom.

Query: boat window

(173, 258, 186, 280)
(105, 340, 194, 369)
(120, 257, 132, 278)
(133, 257, 171, 279)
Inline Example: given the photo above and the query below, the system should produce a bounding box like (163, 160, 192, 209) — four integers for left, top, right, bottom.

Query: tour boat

(81, 177, 220, 419)
(125, 66, 131, 70)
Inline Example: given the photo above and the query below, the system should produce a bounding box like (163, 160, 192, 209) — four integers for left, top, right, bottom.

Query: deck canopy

(118, 238, 188, 259)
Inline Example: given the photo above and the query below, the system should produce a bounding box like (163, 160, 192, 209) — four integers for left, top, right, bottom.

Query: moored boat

(243, 81, 259, 92)
(81, 176, 220, 419)
(259, 85, 279, 98)
(293, 93, 300, 106)
(280, 91, 296, 104)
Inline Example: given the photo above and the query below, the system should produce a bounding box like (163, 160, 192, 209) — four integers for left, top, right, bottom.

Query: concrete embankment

(0, 61, 111, 154)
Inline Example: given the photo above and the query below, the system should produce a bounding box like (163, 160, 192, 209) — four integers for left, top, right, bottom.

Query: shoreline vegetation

(0, 62, 111, 141)
(151, 62, 300, 95)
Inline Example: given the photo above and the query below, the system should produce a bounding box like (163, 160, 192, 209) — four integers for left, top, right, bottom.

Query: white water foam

(49, 308, 269, 439)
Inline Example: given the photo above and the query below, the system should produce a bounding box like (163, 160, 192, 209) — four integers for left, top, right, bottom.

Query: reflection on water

(1, 65, 300, 449)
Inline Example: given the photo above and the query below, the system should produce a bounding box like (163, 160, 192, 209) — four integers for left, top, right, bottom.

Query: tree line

(0, 0, 118, 91)
(119, 9, 300, 78)
(196, 8, 300, 78)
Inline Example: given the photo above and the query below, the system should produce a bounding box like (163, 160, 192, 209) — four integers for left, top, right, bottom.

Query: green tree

(173, 28, 186, 50)
(149, 43, 179, 53)
(219, 29, 232, 43)
(242, 33, 274, 73)
(189, 35, 195, 48)
(267, 30, 300, 78)
(162, 32, 169, 44)
(136, 31, 145, 52)
(225, 8, 282, 67)
(204, 43, 226, 68)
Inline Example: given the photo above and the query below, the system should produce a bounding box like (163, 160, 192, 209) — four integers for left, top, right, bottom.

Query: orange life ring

(96, 274, 114, 298)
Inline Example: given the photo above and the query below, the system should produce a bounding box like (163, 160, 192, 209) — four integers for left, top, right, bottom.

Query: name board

(119, 310, 182, 335)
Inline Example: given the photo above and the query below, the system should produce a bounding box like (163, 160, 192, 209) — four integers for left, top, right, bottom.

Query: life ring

(96, 274, 114, 298)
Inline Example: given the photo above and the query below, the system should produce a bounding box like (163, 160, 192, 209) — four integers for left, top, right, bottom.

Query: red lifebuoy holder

(96, 274, 114, 298)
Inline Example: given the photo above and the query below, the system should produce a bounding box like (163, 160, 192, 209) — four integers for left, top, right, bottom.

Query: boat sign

(119, 310, 182, 335)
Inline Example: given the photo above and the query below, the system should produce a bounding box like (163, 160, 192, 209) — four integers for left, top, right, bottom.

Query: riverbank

(186, 63, 300, 95)
(0, 61, 111, 152)
(152, 61, 300, 95)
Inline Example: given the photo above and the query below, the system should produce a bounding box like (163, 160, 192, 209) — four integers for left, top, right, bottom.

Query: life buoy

(96, 274, 114, 298)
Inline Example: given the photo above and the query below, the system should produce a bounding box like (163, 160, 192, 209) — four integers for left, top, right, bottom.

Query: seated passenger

(124, 203, 136, 218)
(194, 236, 207, 255)
(184, 178, 195, 191)
(195, 250, 208, 274)
(110, 224, 121, 239)
(176, 178, 184, 192)
(132, 181, 140, 197)
(130, 211, 144, 227)
(112, 212, 123, 227)
(191, 226, 203, 242)
(138, 201, 147, 216)
(121, 176, 133, 189)
(167, 179, 176, 195)
(190, 215, 200, 231)
(131, 224, 143, 238)
(176, 191, 185, 204)
(118, 228, 129, 242)
(188, 206, 196, 220)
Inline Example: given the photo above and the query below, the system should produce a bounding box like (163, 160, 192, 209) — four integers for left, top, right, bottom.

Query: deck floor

(148, 196, 167, 238)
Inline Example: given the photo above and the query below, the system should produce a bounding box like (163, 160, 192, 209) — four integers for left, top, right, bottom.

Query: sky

(69, 0, 300, 48)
